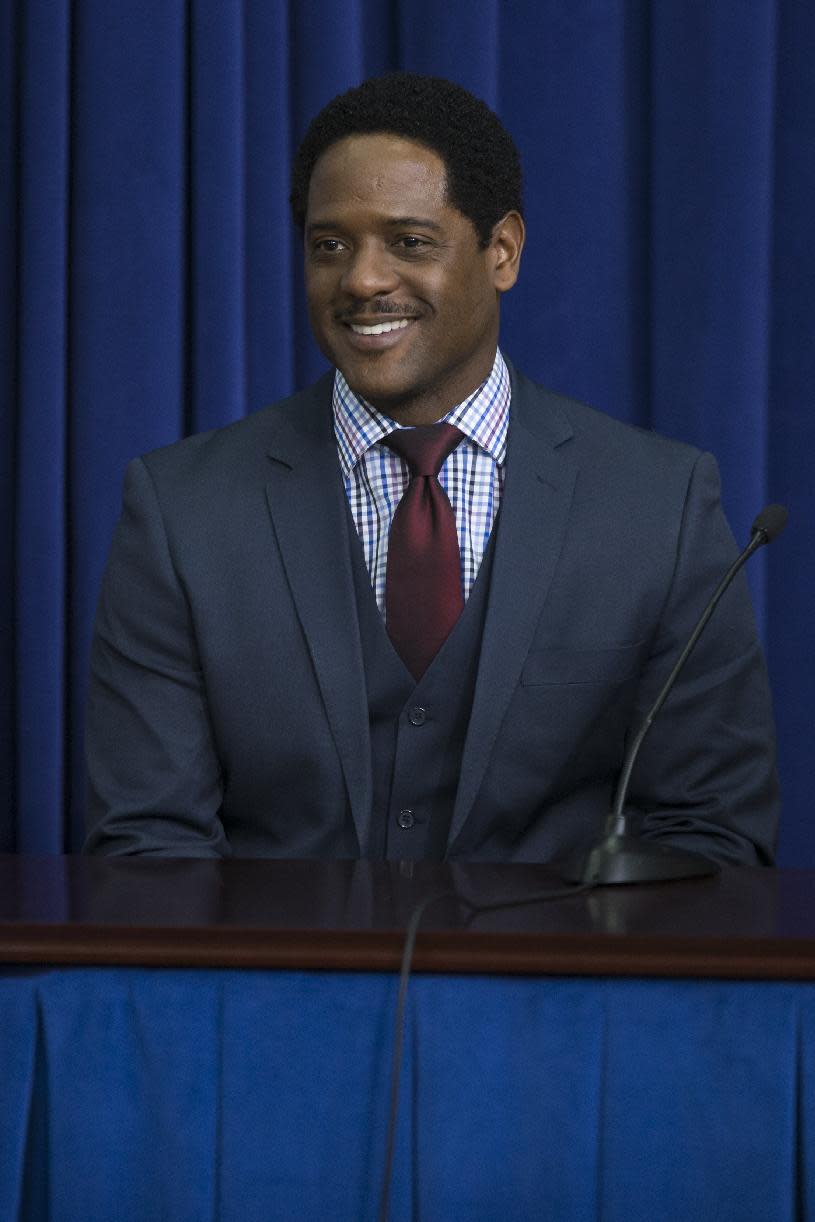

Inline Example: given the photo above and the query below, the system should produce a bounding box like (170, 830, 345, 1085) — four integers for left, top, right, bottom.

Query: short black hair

(290, 72, 523, 248)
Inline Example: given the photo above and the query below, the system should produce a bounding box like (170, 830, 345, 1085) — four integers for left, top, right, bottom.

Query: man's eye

(397, 236, 428, 249)
(314, 238, 345, 253)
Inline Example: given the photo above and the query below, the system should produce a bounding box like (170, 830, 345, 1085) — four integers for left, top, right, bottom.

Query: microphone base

(557, 834, 720, 886)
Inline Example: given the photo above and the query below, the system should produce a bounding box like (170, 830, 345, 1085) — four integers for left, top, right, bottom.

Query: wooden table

(2, 857, 814, 1221)
(3, 854, 815, 976)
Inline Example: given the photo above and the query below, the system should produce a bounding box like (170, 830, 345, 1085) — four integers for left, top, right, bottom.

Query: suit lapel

(448, 370, 577, 850)
(263, 383, 373, 853)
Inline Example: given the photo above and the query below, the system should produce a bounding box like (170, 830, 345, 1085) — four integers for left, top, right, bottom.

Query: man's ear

(490, 211, 525, 293)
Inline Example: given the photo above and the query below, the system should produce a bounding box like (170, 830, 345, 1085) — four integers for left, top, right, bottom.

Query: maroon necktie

(383, 423, 465, 679)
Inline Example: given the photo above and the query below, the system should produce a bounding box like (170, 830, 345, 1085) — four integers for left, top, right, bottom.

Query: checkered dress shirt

(333, 349, 510, 616)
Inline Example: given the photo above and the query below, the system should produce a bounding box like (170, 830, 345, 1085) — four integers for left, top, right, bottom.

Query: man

(85, 73, 778, 863)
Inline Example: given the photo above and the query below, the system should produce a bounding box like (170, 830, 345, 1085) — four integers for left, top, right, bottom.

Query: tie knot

(383, 423, 464, 477)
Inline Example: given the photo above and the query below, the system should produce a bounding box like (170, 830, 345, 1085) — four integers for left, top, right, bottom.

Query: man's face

(304, 134, 523, 425)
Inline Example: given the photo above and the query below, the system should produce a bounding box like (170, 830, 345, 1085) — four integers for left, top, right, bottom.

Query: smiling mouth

(345, 317, 414, 336)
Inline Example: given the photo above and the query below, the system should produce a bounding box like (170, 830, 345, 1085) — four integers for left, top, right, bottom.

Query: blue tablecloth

(2, 967, 813, 1221)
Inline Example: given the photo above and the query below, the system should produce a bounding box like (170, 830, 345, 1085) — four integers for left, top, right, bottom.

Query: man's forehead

(313, 130, 445, 169)
(306, 133, 449, 211)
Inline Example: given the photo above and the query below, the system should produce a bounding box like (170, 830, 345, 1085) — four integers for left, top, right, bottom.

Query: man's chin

(337, 362, 419, 415)
(350, 387, 415, 418)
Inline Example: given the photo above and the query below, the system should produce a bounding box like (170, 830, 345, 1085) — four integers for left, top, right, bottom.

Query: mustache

(335, 301, 424, 322)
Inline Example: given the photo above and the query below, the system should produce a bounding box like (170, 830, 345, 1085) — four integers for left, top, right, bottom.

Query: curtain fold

(2, 0, 812, 860)
(648, 2, 778, 589)
(766, 0, 815, 870)
(2, 969, 814, 1219)
(0, 1, 16, 851)
(15, 0, 71, 852)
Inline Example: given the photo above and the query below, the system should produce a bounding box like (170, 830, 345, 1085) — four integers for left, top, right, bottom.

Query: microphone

(751, 503, 788, 543)
(558, 503, 788, 886)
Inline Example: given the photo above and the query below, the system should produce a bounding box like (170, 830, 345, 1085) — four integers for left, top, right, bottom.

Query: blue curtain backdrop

(1, 1, 812, 862)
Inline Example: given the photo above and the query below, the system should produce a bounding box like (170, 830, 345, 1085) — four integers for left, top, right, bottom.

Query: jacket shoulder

(138, 374, 334, 487)
(509, 364, 703, 474)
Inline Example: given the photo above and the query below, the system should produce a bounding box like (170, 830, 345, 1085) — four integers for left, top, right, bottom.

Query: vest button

(408, 706, 427, 726)
(397, 809, 415, 829)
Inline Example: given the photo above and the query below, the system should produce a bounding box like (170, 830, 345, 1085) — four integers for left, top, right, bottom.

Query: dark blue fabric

(2, 1, 812, 858)
(349, 508, 495, 861)
(83, 371, 777, 862)
(1, 967, 814, 1220)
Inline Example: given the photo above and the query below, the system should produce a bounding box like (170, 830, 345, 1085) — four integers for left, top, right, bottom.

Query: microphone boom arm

(608, 527, 767, 836)
(558, 505, 787, 886)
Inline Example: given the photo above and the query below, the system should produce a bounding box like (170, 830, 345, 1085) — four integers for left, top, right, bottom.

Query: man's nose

(340, 241, 400, 299)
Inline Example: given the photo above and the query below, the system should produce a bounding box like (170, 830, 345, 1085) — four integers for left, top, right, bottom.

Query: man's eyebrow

(386, 217, 444, 231)
(305, 216, 445, 235)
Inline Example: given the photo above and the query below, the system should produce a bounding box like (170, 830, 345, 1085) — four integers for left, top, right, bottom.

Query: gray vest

(347, 510, 496, 859)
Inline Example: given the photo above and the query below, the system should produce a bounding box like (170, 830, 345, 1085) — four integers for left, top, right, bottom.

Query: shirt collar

(333, 349, 511, 478)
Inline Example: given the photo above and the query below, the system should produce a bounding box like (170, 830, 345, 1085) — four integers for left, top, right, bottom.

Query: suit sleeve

(629, 450, 779, 865)
(84, 457, 230, 856)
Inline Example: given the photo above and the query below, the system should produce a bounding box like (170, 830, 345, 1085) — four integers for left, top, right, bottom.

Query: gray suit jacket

(85, 363, 778, 862)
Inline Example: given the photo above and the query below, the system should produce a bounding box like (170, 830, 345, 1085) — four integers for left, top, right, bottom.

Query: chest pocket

(520, 643, 643, 687)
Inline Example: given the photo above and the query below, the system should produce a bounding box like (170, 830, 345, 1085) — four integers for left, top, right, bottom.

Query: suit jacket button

(408, 706, 427, 726)
(398, 809, 415, 829)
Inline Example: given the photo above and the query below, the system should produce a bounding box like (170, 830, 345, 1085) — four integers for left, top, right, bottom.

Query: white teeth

(348, 318, 412, 336)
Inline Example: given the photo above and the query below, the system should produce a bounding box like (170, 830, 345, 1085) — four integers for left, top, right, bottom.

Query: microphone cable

(377, 505, 788, 1215)
(377, 877, 596, 1222)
